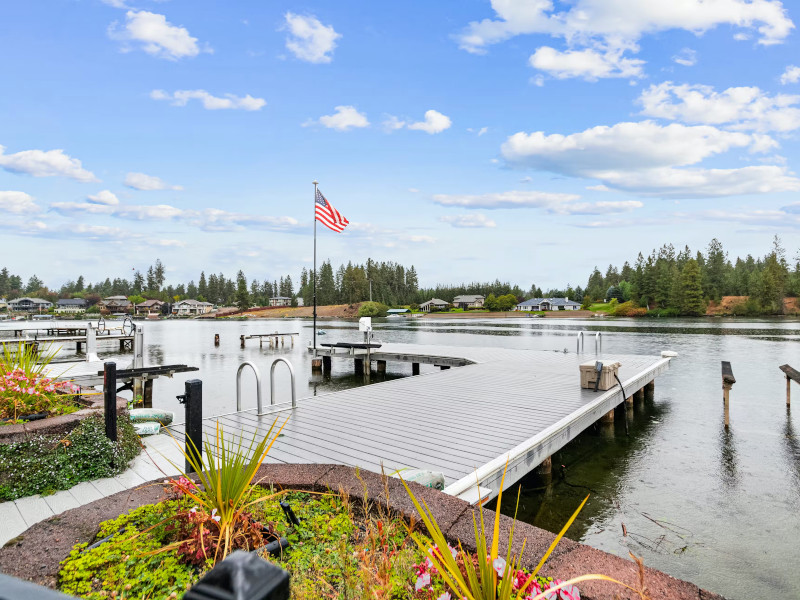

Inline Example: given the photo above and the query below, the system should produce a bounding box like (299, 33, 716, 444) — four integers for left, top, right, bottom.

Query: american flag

(315, 188, 349, 232)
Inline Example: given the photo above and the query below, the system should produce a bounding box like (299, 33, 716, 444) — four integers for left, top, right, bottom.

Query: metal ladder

(236, 358, 297, 415)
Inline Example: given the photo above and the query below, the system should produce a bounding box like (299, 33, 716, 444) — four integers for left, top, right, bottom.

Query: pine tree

(235, 271, 249, 311)
(680, 259, 705, 316)
(198, 272, 208, 300)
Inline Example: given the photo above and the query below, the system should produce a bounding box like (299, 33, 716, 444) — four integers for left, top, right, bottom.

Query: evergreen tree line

(582, 236, 800, 315)
(297, 260, 419, 307)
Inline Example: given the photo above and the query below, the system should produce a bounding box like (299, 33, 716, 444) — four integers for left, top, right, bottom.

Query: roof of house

(175, 299, 213, 306)
(420, 298, 449, 306)
(57, 298, 87, 306)
(386, 308, 410, 314)
(105, 295, 129, 301)
(270, 296, 292, 300)
(453, 295, 485, 303)
(517, 297, 581, 307)
(9, 297, 52, 304)
(136, 299, 164, 307)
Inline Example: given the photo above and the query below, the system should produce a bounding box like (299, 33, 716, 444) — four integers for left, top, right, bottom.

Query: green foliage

(127, 294, 146, 306)
(0, 414, 141, 501)
(357, 301, 389, 317)
(59, 489, 428, 600)
(680, 259, 706, 316)
(611, 301, 647, 317)
(645, 308, 680, 318)
(588, 302, 612, 312)
(485, 293, 518, 312)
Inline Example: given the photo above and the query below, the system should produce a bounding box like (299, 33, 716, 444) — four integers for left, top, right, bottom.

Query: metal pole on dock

(103, 362, 117, 442)
(312, 180, 318, 355)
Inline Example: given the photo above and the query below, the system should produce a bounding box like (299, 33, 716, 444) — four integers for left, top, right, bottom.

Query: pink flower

(211, 509, 220, 522)
(559, 583, 580, 600)
(492, 557, 507, 577)
(415, 572, 431, 591)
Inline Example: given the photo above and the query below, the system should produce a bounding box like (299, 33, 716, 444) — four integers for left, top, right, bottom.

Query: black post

(184, 379, 203, 474)
(103, 362, 117, 442)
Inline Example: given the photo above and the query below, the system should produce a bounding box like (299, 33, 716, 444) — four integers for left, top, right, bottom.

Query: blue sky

(1, 0, 799, 291)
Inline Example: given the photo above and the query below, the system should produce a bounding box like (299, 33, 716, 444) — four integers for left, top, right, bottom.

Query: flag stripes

(315, 188, 349, 232)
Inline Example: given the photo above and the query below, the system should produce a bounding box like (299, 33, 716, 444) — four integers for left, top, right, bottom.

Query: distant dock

(169, 343, 671, 503)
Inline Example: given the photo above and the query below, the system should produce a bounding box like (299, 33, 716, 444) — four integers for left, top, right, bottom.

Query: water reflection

(718, 427, 739, 490)
(783, 408, 800, 492)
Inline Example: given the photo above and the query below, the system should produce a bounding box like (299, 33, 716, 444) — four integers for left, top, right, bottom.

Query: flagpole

(312, 180, 318, 355)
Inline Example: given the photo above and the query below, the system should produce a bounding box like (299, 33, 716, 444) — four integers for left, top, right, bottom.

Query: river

(3, 315, 799, 599)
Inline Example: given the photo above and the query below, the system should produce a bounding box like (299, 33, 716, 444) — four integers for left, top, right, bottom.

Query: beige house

(172, 299, 214, 316)
(55, 298, 87, 314)
(420, 298, 449, 312)
(269, 296, 292, 307)
(452, 294, 485, 309)
(135, 299, 164, 316)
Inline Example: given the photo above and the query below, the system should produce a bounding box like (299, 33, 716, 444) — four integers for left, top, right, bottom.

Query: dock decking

(170, 344, 671, 503)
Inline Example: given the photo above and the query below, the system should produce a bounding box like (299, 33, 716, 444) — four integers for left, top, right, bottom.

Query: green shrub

(645, 308, 680, 318)
(357, 301, 389, 317)
(612, 301, 646, 317)
(0, 414, 141, 501)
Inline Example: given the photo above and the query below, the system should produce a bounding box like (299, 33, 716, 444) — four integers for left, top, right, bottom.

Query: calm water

(3, 316, 800, 599)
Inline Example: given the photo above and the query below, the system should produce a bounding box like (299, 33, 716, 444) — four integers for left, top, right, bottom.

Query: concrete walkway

(0, 434, 183, 546)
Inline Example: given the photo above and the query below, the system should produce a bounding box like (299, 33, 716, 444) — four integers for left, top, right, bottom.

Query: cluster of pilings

(311, 355, 431, 377)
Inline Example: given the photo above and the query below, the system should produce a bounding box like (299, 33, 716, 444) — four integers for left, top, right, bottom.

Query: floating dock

(169, 344, 671, 503)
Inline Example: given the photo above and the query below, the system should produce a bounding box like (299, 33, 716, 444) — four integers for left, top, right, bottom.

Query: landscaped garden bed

(0, 414, 141, 501)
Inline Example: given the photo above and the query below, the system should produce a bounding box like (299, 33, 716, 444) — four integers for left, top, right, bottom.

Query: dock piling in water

(722, 361, 736, 428)
(779, 364, 799, 407)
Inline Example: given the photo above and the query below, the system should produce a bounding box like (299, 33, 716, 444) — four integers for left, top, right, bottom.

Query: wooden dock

(169, 344, 672, 503)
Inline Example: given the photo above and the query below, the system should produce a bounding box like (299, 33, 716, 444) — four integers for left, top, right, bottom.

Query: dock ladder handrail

(576, 331, 584, 354)
(270, 358, 297, 408)
(236, 361, 264, 415)
(595, 331, 602, 354)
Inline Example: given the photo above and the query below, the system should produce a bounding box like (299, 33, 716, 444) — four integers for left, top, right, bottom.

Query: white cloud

(440, 214, 497, 228)
(477, 127, 488, 136)
(283, 13, 340, 64)
(780, 65, 800, 84)
(109, 10, 208, 60)
(672, 48, 697, 66)
(586, 184, 610, 191)
(382, 115, 407, 132)
(408, 110, 452, 134)
(433, 190, 579, 209)
(0, 145, 97, 182)
(309, 106, 369, 131)
(502, 121, 764, 173)
(457, 1, 793, 79)
(101, 0, 129, 8)
(87, 190, 120, 206)
(408, 188, 420, 193)
(150, 89, 266, 111)
(0, 191, 39, 214)
(638, 82, 800, 132)
(500, 120, 796, 197)
(433, 190, 642, 215)
(530, 46, 644, 80)
(457, 0, 794, 54)
(124, 172, 183, 191)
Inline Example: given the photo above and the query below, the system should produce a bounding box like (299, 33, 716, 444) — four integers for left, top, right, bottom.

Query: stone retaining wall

(0, 464, 724, 600)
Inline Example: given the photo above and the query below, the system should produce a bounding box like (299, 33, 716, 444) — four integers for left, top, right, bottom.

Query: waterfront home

(269, 296, 292, 307)
(99, 295, 133, 313)
(8, 297, 53, 312)
(135, 299, 164, 316)
(420, 298, 450, 312)
(452, 294, 485, 309)
(55, 298, 87, 314)
(515, 297, 582, 311)
(172, 299, 214, 316)
(386, 308, 410, 315)
(0, 298, 6, 311)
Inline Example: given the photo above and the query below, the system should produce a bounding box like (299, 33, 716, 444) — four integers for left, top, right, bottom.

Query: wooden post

(143, 379, 153, 408)
(779, 365, 799, 407)
(645, 380, 655, 398)
(538, 455, 552, 476)
(363, 358, 371, 376)
(311, 358, 323, 372)
(625, 394, 634, 407)
(634, 388, 644, 402)
(183, 379, 203, 474)
(214, 333, 220, 346)
(722, 361, 735, 429)
(788, 376, 792, 406)
(600, 409, 615, 424)
(412, 362, 420, 375)
(240, 335, 245, 348)
(103, 362, 117, 442)
(322, 356, 332, 372)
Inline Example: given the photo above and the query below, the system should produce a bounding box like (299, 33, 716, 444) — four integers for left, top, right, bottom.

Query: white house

(515, 297, 582, 311)
(269, 296, 292, 307)
(172, 299, 214, 316)
(452, 295, 485, 309)
(420, 298, 449, 312)
(55, 298, 87, 314)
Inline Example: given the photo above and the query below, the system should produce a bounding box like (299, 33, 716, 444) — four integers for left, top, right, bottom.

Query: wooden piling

(625, 394, 634, 407)
(439, 365, 451, 370)
(240, 335, 245, 349)
(600, 409, 615, 424)
(322, 356, 332, 372)
(412, 362, 420, 375)
(779, 365, 799, 407)
(119, 339, 125, 352)
(214, 333, 220, 346)
(722, 361, 735, 428)
(645, 380, 655, 398)
(538, 455, 552, 476)
(634, 388, 644, 402)
(143, 379, 153, 409)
